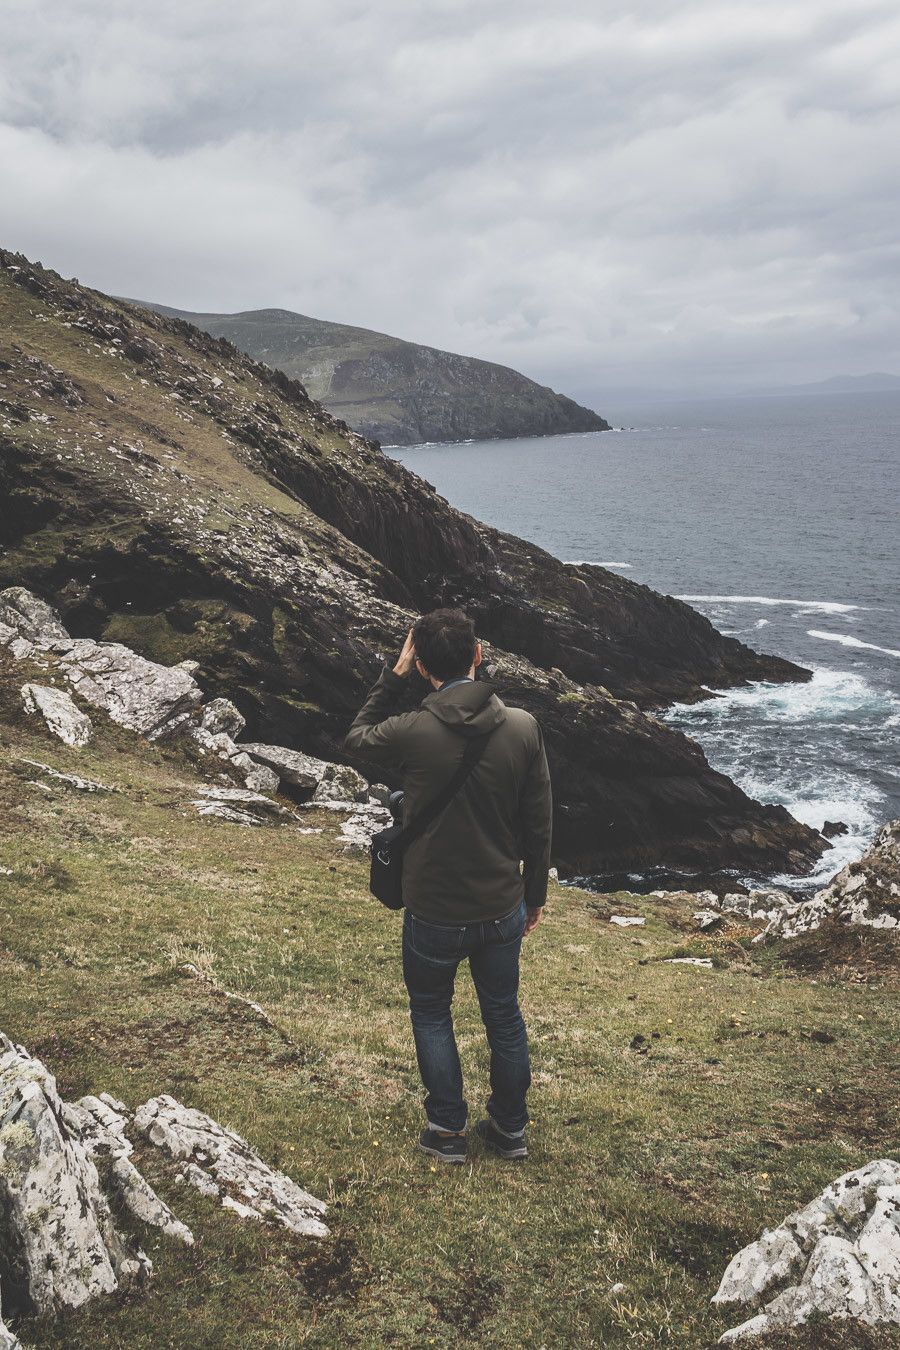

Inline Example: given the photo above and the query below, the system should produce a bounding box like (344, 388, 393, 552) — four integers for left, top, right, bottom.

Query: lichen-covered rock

(198, 698, 246, 739)
(312, 762, 369, 804)
(337, 803, 393, 852)
(51, 639, 203, 739)
(191, 786, 296, 825)
(714, 1160, 900, 1342)
(759, 821, 900, 940)
(0, 587, 68, 644)
(19, 758, 114, 793)
(236, 743, 327, 791)
(0, 1035, 151, 1316)
(0, 622, 34, 661)
(21, 684, 93, 747)
(133, 1095, 328, 1237)
(229, 753, 280, 793)
(65, 1095, 193, 1247)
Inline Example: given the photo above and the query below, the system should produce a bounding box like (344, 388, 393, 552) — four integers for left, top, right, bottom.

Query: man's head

(412, 608, 482, 686)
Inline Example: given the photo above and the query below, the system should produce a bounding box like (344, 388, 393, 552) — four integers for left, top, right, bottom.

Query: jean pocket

(408, 913, 466, 961)
(493, 900, 527, 945)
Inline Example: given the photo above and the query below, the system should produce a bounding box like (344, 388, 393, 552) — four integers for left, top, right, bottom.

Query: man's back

(344, 667, 552, 924)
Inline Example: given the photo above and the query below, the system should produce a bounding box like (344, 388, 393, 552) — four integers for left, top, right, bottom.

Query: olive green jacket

(345, 667, 552, 924)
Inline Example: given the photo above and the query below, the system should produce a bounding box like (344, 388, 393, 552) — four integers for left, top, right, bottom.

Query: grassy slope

(1, 653, 898, 1350)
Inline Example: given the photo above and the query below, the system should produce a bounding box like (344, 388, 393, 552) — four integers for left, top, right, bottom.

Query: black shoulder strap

(392, 731, 494, 850)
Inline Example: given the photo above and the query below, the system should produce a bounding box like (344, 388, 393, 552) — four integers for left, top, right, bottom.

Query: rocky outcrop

(136, 301, 611, 447)
(21, 684, 92, 746)
(0, 1034, 327, 1340)
(713, 1160, 900, 1341)
(134, 1096, 329, 1237)
(66, 1094, 194, 1247)
(0, 1035, 151, 1318)
(0, 246, 827, 881)
(756, 821, 900, 939)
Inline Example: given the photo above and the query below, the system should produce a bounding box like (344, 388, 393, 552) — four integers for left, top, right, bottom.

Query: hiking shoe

(475, 1118, 528, 1160)
(418, 1128, 467, 1165)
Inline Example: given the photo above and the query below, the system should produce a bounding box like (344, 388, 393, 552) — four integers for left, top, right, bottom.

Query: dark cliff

(133, 302, 611, 446)
(0, 248, 825, 879)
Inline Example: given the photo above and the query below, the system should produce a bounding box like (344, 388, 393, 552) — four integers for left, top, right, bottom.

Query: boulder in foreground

(713, 1159, 900, 1341)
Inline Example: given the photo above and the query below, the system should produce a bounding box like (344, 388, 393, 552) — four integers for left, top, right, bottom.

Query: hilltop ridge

(133, 299, 611, 445)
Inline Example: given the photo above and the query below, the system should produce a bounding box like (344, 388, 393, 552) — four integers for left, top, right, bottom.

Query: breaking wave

(677, 594, 864, 615)
(808, 630, 900, 660)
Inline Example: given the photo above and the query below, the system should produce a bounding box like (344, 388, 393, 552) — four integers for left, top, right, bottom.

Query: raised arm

(520, 721, 553, 928)
(343, 629, 418, 767)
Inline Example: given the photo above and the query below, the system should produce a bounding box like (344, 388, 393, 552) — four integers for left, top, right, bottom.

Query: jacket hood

(421, 679, 508, 737)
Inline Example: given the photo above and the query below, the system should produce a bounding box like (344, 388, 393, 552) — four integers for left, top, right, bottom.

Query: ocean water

(387, 390, 900, 890)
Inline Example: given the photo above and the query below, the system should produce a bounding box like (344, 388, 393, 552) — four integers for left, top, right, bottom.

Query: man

(344, 608, 552, 1165)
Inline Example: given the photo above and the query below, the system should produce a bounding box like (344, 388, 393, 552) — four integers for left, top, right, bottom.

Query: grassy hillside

(1, 650, 897, 1348)
(137, 302, 610, 446)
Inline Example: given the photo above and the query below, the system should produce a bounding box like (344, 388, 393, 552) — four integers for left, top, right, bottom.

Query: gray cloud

(2, 0, 899, 400)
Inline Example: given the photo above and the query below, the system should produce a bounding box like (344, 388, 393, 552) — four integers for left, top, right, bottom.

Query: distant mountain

(756, 372, 900, 397)
(130, 302, 610, 446)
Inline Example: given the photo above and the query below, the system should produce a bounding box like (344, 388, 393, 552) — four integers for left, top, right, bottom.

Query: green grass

(1, 654, 898, 1348)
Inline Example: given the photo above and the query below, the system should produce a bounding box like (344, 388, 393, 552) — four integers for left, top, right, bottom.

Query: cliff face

(0, 248, 825, 879)
(134, 303, 611, 446)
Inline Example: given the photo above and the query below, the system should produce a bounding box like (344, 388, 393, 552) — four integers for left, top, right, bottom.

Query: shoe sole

(417, 1141, 467, 1165)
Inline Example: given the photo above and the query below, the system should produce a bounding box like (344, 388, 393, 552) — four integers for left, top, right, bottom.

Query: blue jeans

(402, 898, 531, 1135)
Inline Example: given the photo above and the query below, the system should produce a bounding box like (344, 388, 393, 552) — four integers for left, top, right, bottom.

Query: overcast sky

(3, 0, 900, 402)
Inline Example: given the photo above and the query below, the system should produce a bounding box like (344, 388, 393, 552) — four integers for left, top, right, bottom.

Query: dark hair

(412, 608, 477, 681)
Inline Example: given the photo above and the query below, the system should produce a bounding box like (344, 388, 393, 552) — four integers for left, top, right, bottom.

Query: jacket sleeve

(520, 722, 553, 907)
(343, 665, 414, 769)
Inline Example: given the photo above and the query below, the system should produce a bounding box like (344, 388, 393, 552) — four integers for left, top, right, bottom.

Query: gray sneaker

(475, 1118, 528, 1160)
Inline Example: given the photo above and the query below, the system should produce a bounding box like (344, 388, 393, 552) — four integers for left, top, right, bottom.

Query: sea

(386, 390, 900, 892)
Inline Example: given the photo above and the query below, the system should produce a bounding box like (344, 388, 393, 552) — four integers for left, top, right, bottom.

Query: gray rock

(236, 743, 327, 790)
(21, 684, 93, 747)
(198, 698, 246, 739)
(714, 1159, 900, 1341)
(694, 909, 723, 930)
(0, 622, 34, 661)
(53, 639, 203, 739)
(0, 1035, 151, 1316)
(311, 762, 369, 804)
(191, 786, 295, 826)
(229, 753, 280, 793)
(133, 1095, 328, 1237)
(64, 1095, 193, 1247)
(759, 821, 900, 940)
(19, 758, 114, 793)
(0, 587, 68, 644)
(337, 804, 393, 852)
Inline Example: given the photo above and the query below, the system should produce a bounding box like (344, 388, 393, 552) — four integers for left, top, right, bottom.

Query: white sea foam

(564, 560, 633, 568)
(664, 667, 900, 887)
(667, 667, 893, 722)
(808, 629, 900, 660)
(677, 594, 863, 614)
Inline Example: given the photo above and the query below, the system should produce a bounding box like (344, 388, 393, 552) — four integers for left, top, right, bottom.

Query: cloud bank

(2, 0, 899, 400)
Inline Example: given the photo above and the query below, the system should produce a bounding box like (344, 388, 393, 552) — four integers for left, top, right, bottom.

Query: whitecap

(564, 560, 633, 568)
(807, 629, 900, 660)
(676, 594, 864, 614)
